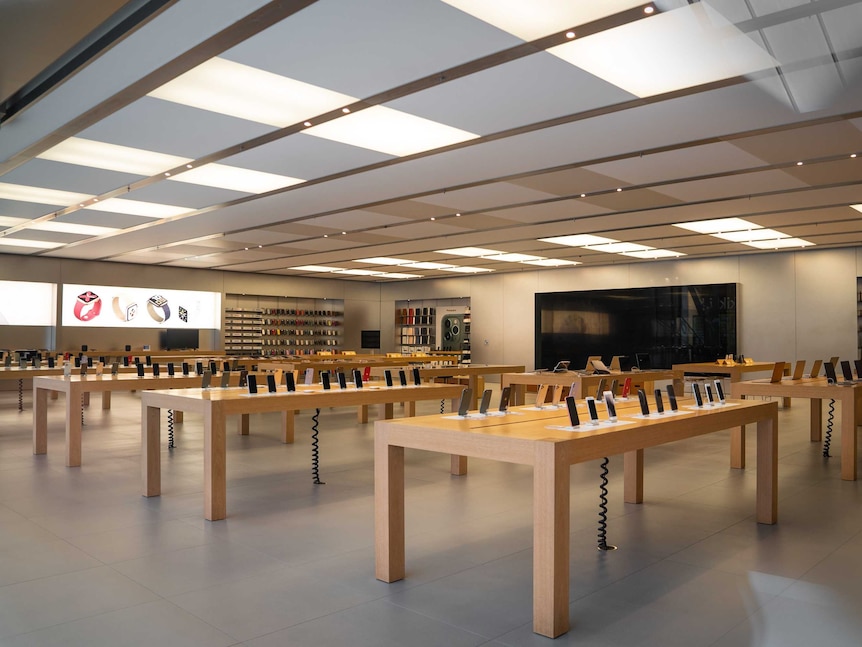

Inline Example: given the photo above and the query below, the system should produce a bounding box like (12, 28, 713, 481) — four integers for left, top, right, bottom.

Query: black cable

(823, 398, 835, 457)
(18, 379, 23, 412)
(597, 457, 617, 551)
(168, 409, 175, 449)
(440, 399, 445, 414)
(81, 395, 85, 427)
(311, 408, 325, 484)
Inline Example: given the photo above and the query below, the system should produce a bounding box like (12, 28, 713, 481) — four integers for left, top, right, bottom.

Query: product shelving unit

(260, 306, 343, 356)
(224, 308, 264, 356)
(394, 299, 471, 360)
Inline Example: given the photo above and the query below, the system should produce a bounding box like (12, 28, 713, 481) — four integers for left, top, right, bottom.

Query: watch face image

(74, 290, 102, 321)
(146, 295, 170, 322)
(112, 295, 138, 322)
(178, 306, 188, 322)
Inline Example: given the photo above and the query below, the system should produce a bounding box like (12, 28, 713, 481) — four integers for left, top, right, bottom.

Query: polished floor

(1, 385, 861, 646)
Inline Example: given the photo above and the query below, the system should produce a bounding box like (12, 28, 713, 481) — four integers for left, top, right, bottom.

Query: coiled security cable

(311, 408, 325, 484)
(597, 457, 617, 551)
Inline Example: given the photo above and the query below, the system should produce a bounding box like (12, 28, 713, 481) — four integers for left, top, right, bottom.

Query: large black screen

(535, 284, 736, 371)
(162, 328, 199, 350)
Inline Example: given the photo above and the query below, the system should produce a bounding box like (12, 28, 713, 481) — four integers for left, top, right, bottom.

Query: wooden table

(502, 369, 674, 405)
(32, 373, 237, 467)
(732, 376, 862, 480)
(141, 382, 465, 520)
(374, 398, 778, 638)
(1, 365, 140, 411)
(371, 364, 525, 408)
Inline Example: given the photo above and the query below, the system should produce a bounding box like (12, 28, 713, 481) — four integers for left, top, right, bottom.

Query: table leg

(66, 385, 82, 467)
(358, 404, 369, 424)
(33, 386, 48, 455)
(623, 449, 644, 503)
(375, 437, 405, 582)
(512, 384, 526, 406)
(174, 410, 184, 423)
(533, 442, 570, 638)
(204, 405, 227, 520)
(238, 413, 250, 435)
(82, 392, 90, 406)
(756, 409, 778, 524)
(384, 402, 394, 419)
(142, 404, 161, 496)
(406, 401, 416, 417)
(731, 394, 745, 469)
(282, 411, 295, 443)
(450, 455, 468, 475)
(102, 391, 111, 410)
(810, 399, 822, 442)
(840, 391, 857, 481)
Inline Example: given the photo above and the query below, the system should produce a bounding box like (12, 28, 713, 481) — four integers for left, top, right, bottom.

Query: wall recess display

(226, 294, 343, 356)
(0, 280, 56, 326)
(62, 284, 221, 329)
(395, 299, 470, 361)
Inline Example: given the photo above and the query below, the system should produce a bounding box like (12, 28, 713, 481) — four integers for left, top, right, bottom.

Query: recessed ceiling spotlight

(644, 5, 655, 14)
(303, 121, 312, 127)
(616, 187, 622, 192)
(565, 31, 575, 39)
(580, 193, 586, 198)
(93, 198, 99, 202)
(244, 247, 249, 250)
(186, 164, 193, 168)
(430, 217, 436, 221)
(852, 154, 857, 158)
(165, 172, 171, 176)
(341, 231, 347, 235)
(258, 245, 262, 248)
(323, 234, 328, 238)
(796, 161, 803, 166)
(455, 213, 461, 217)
(342, 107, 350, 114)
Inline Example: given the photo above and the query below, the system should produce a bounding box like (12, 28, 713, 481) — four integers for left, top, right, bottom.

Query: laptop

(807, 359, 822, 378)
(786, 360, 805, 380)
(591, 359, 612, 374)
(769, 362, 786, 383)
(635, 352, 651, 370)
(583, 356, 602, 373)
(824, 361, 854, 386)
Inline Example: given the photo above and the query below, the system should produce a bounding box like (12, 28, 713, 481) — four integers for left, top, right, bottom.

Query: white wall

(2, 248, 859, 369)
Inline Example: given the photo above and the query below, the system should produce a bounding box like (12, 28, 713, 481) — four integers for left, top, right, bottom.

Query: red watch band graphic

(73, 290, 102, 321)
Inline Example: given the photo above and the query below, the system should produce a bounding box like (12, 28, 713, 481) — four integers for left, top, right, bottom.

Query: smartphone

(353, 369, 363, 389)
(654, 388, 665, 413)
(565, 396, 581, 427)
(713, 380, 725, 403)
(479, 389, 492, 414)
(145, 355, 152, 366)
(609, 379, 618, 396)
(182, 362, 190, 376)
(111, 362, 119, 375)
(196, 362, 203, 376)
(595, 378, 606, 400)
(239, 370, 248, 387)
(285, 372, 296, 392)
(603, 391, 617, 421)
(705, 383, 715, 404)
(48, 357, 56, 368)
(535, 384, 549, 408)
(321, 372, 331, 390)
(621, 377, 632, 398)
(384, 370, 393, 387)
(223, 361, 231, 373)
(247, 374, 258, 394)
(123, 356, 130, 367)
(498, 386, 511, 412)
(304, 368, 314, 385)
(412, 367, 421, 386)
(666, 384, 679, 411)
(457, 388, 473, 416)
(337, 371, 347, 389)
(74, 357, 81, 367)
(398, 370, 407, 387)
(637, 389, 650, 416)
(220, 371, 230, 388)
(152, 363, 160, 377)
(167, 362, 175, 377)
(209, 361, 217, 376)
(586, 397, 599, 424)
(136, 363, 145, 377)
(201, 370, 212, 389)
(267, 374, 277, 393)
(692, 382, 704, 407)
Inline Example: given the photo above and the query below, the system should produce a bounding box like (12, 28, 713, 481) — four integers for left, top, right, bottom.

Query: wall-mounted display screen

(0, 280, 56, 326)
(62, 284, 221, 329)
(535, 284, 737, 371)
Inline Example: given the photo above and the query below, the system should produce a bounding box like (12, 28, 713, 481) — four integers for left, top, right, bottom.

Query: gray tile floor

(1, 387, 861, 646)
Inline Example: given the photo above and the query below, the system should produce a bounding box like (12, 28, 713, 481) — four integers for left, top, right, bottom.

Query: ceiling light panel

(484, 252, 544, 262)
(446, 266, 494, 273)
(441, 0, 647, 41)
(539, 234, 617, 247)
(402, 261, 457, 270)
(0, 182, 91, 206)
(0, 237, 64, 249)
(148, 57, 355, 128)
(523, 258, 581, 267)
(547, 3, 776, 97)
(621, 249, 685, 259)
(435, 246, 502, 257)
(37, 137, 189, 175)
(333, 268, 383, 276)
(303, 105, 479, 157)
(355, 257, 413, 265)
(586, 242, 652, 254)
(289, 265, 341, 272)
(85, 198, 194, 219)
(673, 218, 761, 234)
(377, 272, 422, 279)
(170, 164, 303, 193)
(712, 229, 789, 243)
(743, 238, 814, 250)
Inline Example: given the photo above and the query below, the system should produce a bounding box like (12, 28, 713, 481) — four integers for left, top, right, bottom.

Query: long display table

(374, 398, 778, 638)
(732, 376, 862, 480)
(501, 369, 674, 405)
(140, 382, 465, 521)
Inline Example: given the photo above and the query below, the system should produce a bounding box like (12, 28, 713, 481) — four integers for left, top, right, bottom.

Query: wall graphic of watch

(74, 290, 102, 321)
(112, 294, 138, 322)
(178, 306, 188, 322)
(147, 295, 171, 322)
